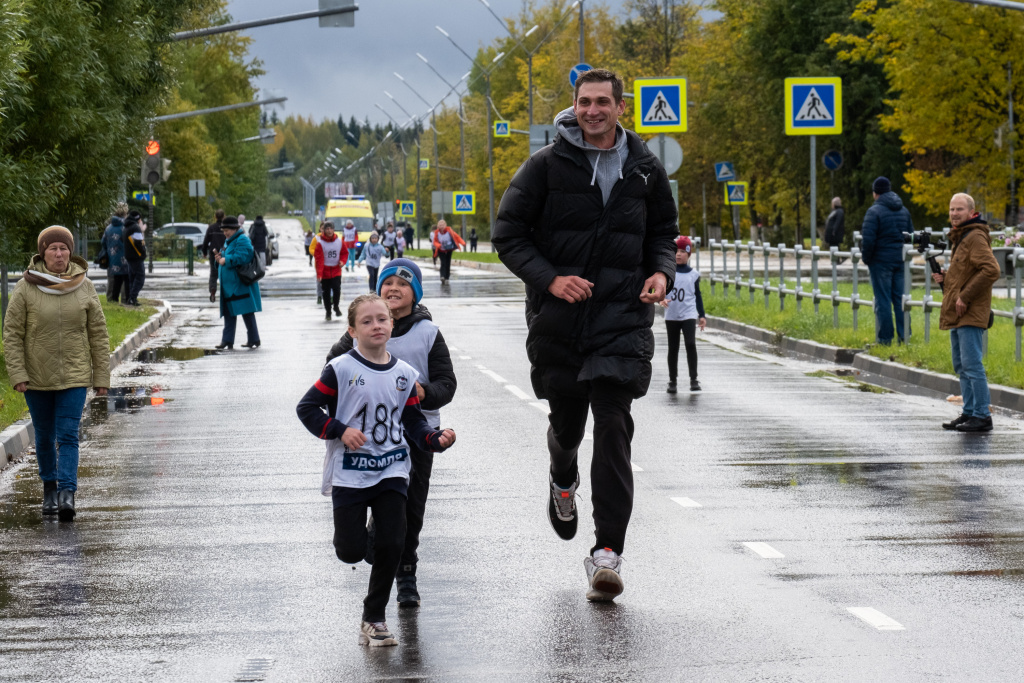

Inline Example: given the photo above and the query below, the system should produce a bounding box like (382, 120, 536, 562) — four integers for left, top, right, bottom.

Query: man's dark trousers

(547, 379, 635, 555)
(126, 261, 146, 303)
(869, 261, 906, 344)
(208, 261, 219, 294)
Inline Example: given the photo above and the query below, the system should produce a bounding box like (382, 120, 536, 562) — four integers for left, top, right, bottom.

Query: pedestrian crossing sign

(452, 191, 475, 215)
(419, 158, 430, 170)
(724, 181, 748, 206)
(494, 121, 510, 138)
(399, 201, 416, 218)
(132, 190, 154, 205)
(785, 77, 842, 136)
(634, 78, 687, 134)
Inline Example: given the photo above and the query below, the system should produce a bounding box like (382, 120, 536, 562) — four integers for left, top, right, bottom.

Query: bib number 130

(355, 403, 403, 445)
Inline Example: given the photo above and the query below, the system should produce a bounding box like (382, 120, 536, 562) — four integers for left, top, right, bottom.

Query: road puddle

(136, 347, 219, 362)
(87, 386, 170, 423)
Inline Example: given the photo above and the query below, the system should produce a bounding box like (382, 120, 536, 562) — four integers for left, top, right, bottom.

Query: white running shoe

(584, 548, 624, 602)
(358, 620, 398, 647)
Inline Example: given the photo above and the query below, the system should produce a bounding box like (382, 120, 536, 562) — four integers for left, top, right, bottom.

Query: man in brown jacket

(933, 192, 1000, 432)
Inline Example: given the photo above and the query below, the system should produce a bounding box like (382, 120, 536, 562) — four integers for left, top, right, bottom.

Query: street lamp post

(475, 0, 541, 124)
(377, 102, 424, 249)
(437, 25, 508, 248)
(394, 73, 445, 222)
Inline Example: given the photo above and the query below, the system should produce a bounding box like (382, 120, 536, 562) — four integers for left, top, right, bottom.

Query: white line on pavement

(459, 355, 472, 360)
(450, 346, 459, 351)
(529, 402, 550, 414)
(847, 607, 906, 631)
(742, 542, 785, 559)
(504, 384, 533, 401)
(475, 365, 507, 383)
(670, 497, 702, 508)
(583, 432, 593, 440)
(631, 463, 643, 472)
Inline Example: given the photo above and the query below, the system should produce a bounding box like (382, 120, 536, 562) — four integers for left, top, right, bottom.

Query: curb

(407, 256, 511, 275)
(703, 314, 1024, 413)
(0, 300, 173, 472)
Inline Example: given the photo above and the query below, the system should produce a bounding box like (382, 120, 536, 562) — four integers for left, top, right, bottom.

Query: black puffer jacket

(248, 218, 269, 252)
(493, 127, 678, 399)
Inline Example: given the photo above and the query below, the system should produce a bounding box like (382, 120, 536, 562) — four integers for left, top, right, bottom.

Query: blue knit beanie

(376, 258, 424, 304)
(872, 176, 891, 195)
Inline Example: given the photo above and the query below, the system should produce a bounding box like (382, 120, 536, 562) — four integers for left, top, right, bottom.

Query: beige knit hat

(37, 225, 74, 255)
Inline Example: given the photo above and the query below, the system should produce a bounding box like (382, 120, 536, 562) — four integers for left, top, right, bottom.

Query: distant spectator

(403, 224, 415, 251)
(249, 215, 270, 268)
(861, 177, 912, 345)
(933, 193, 1000, 433)
(824, 197, 845, 250)
(304, 229, 314, 267)
(214, 216, 262, 350)
(98, 203, 130, 302)
(3, 225, 109, 521)
(202, 209, 226, 303)
(123, 210, 147, 307)
(469, 228, 478, 252)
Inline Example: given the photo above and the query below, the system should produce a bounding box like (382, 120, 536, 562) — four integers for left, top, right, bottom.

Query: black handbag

(236, 250, 265, 285)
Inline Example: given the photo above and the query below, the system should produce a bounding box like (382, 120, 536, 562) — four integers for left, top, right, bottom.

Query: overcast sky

(224, 0, 633, 127)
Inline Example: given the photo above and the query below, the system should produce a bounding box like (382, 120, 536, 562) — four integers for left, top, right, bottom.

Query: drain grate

(234, 656, 275, 682)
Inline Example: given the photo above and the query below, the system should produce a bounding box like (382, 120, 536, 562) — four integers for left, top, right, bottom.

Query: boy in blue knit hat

(326, 258, 457, 608)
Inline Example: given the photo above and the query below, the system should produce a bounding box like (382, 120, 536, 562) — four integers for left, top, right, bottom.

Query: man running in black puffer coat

(493, 68, 677, 603)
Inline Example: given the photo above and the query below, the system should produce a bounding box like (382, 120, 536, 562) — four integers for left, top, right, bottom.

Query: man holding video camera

(932, 193, 1000, 433)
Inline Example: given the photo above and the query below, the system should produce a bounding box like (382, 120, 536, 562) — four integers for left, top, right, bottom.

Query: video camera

(903, 230, 948, 290)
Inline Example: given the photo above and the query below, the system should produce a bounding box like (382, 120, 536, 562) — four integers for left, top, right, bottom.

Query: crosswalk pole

(810, 134, 817, 249)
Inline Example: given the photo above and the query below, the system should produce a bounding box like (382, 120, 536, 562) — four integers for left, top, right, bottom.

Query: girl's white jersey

(382, 230, 397, 246)
(666, 268, 701, 321)
(342, 225, 357, 243)
(321, 351, 420, 495)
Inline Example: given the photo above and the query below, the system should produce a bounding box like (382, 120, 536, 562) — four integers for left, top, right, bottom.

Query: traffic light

(161, 158, 172, 182)
(141, 140, 162, 185)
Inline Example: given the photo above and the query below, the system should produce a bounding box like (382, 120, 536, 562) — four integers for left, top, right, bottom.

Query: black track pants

(322, 276, 341, 314)
(666, 319, 698, 381)
(397, 443, 433, 576)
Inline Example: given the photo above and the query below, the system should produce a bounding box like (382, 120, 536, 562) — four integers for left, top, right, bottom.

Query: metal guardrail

(701, 233, 1024, 361)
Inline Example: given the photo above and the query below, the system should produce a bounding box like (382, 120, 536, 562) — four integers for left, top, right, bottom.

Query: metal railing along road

(701, 232, 1024, 361)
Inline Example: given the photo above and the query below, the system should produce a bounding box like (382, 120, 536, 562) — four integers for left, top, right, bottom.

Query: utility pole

(1010, 61, 1018, 227)
(459, 99, 468, 239)
(579, 1, 585, 62)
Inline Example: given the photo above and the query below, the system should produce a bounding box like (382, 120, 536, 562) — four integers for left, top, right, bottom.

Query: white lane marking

(504, 384, 533, 401)
(847, 607, 906, 631)
(631, 463, 643, 472)
(450, 346, 459, 351)
(529, 402, 550, 415)
(583, 432, 593, 441)
(475, 365, 507, 383)
(459, 355, 472, 360)
(670, 497, 702, 508)
(742, 542, 785, 559)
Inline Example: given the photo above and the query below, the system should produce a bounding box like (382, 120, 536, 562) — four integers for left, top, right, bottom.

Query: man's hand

(548, 275, 594, 303)
(415, 381, 426, 401)
(956, 297, 967, 317)
(95, 387, 108, 396)
(639, 272, 668, 304)
(436, 428, 456, 448)
(932, 271, 944, 285)
(341, 427, 367, 450)
(698, 317, 707, 331)
(13, 382, 26, 393)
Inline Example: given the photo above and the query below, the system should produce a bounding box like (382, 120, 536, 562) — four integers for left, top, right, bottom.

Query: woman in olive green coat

(3, 226, 110, 520)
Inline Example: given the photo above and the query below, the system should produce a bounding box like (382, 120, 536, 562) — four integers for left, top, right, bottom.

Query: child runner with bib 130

(660, 236, 706, 393)
(296, 294, 456, 647)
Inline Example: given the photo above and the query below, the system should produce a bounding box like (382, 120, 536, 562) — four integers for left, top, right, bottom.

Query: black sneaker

(690, 379, 701, 391)
(333, 305, 342, 318)
(316, 296, 322, 305)
(396, 573, 420, 608)
(942, 414, 970, 430)
(666, 380, 677, 394)
(547, 473, 579, 540)
(325, 311, 331, 321)
(956, 416, 993, 433)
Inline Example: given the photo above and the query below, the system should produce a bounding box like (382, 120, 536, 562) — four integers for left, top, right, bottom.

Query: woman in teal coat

(214, 215, 262, 349)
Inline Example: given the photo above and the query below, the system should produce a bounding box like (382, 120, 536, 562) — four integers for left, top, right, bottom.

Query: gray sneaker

(584, 548, 624, 602)
(358, 620, 398, 647)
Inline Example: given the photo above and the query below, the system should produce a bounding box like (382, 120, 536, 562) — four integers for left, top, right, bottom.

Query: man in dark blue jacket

(861, 176, 912, 344)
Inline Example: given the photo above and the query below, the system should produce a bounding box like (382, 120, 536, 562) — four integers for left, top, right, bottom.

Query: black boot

(396, 565, 420, 608)
(956, 416, 993, 433)
(57, 490, 76, 521)
(42, 481, 58, 516)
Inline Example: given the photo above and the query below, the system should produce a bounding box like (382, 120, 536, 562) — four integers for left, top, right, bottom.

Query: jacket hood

(875, 191, 904, 211)
(951, 215, 990, 244)
(392, 303, 433, 337)
(30, 253, 89, 277)
(554, 106, 630, 199)
(109, 216, 124, 227)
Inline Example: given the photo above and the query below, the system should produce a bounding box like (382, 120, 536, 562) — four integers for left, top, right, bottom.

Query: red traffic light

(145, 140, 161, 156)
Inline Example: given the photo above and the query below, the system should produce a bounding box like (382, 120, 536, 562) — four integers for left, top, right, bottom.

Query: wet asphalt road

(4, 219, 1024, 681)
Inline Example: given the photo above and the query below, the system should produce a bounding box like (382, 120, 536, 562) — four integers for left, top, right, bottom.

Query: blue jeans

(24, 388, 88, 491)
(951, 326, 991, 418)
(869, 261, 906, 344)
(222, 312, 259, 346)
